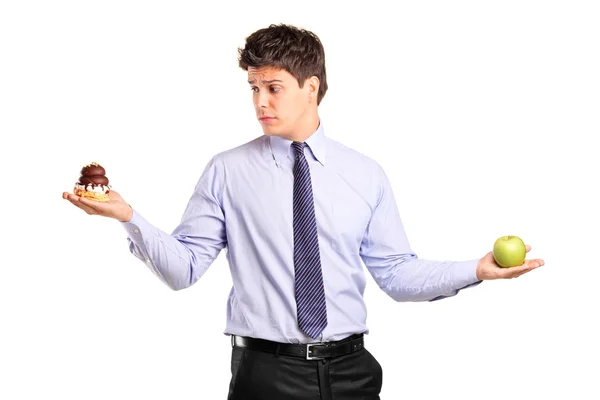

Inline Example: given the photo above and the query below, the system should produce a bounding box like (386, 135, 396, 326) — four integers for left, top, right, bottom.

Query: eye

(270, 86, 280, 92)
(250, 87, 259, 93)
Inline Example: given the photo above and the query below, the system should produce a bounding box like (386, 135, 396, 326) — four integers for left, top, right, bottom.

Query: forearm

(122, 210, 199, 290)
(369, 257, 481, 302)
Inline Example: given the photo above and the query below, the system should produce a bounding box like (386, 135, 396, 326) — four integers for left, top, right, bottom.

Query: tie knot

(292, 141, 306, 157)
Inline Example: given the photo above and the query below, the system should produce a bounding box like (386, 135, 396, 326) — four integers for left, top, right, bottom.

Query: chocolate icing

(76, 162, 110, 191)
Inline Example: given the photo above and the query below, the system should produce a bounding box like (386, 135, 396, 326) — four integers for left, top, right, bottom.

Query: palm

(62, 189, 132, 222)
(476, 245, 544, 280)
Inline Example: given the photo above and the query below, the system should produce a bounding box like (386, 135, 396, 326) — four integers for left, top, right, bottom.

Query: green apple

(493, 235, 526, 268)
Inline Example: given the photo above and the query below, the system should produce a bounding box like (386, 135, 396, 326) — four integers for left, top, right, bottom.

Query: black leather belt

(231, 333, 364, 361)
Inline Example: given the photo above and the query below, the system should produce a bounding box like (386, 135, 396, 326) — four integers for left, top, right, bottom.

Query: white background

(1, 0, 599, 399)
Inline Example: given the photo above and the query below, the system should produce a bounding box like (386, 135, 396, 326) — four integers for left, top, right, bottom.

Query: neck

(288, 118, 320, 142)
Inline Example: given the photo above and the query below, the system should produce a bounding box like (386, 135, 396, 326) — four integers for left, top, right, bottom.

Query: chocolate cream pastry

(73, 162, 111, 202)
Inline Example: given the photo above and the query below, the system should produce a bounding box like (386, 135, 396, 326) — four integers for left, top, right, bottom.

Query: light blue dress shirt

(122, 122, 481, 344)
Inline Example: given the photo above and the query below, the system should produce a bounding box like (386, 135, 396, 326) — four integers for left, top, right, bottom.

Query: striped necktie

(292, 141, 328, 339)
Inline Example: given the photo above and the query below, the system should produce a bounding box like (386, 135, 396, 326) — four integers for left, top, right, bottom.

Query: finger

(108, 190, 122, 201)
(513, 266, 538, 278)
(512, 270, 529, 278)
(496, 262, 530, 278)
(63, 192, 80, 201)
(499, 259, 544, 279)
(524, 258, 545, 269)
(79, 196, 119, 217)
(78, 196, 104, 210)
(513, 262, 541, 277)
(67, 197, 97, 215)
(497, 266, 525, 279)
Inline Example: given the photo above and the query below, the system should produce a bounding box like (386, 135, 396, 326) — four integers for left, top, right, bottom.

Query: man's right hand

(62, 190, 133, 222)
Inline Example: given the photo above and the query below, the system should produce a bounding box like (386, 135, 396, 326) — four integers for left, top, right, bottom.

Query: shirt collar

(268, 121, 327, 166)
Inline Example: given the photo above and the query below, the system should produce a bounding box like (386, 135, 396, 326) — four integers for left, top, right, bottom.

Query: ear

(307, 76, 320, 103)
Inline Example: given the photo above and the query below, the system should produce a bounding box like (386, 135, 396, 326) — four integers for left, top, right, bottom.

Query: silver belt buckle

(306, 343, 324, 360)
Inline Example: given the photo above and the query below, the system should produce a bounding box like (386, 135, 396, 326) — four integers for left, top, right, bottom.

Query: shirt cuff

(451, 259, 482, 289)
(121, 209, 149, 245)
(427, 259, 482, 302)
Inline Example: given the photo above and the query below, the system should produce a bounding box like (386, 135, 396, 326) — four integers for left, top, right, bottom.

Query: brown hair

(238, 24, 328, 105)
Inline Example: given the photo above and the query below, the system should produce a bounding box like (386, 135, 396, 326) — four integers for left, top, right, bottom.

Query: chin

(260, 125, 283, 137)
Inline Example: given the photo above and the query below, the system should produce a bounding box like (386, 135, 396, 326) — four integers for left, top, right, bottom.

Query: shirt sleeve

(120, 156, 227, 290)
(359, 163, 482, 302)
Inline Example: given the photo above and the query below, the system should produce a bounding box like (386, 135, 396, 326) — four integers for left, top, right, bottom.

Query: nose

(255, 90, 268, 109)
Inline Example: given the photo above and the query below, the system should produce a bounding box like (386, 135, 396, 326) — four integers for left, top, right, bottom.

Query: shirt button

(133, 229, 140, 234)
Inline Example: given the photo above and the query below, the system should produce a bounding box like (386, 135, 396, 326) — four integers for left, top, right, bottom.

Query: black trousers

(227, 340, 383, 399)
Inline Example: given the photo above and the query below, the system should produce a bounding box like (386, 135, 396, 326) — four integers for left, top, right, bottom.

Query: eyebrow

(248, 79, 284, 85)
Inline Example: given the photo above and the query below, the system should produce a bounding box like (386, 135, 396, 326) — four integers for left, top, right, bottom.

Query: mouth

(259, 116, 275, 122)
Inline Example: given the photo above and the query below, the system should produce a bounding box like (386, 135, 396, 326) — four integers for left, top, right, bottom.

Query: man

(63, 23, 544, 399)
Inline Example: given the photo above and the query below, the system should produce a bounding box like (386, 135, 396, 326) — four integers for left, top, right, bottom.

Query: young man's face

(247, 66, 316, 139)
